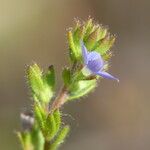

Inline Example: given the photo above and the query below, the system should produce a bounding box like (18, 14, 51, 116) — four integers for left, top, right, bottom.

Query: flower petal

(96, 71, 119, 82)
(81, 42, 88, 65)
(87, 59, 103, 73)
(86, 51, 104, 73)
(87, 51, 100, 60)
(87, 51, 104, 67)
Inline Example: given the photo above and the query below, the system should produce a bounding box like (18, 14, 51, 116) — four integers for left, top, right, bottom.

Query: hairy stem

(44, 140, 50, 150)
(50, 85, 68, 112)
(50, 61, 78, 112)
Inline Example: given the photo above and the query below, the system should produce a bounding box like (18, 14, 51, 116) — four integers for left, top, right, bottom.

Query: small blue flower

(81, 42, 119, 82)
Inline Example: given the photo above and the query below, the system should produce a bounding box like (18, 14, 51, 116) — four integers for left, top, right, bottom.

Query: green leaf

(44, 110, 61, 141)
(50, 126, 70, 150)
(27, 64, 44, 102)
(45, 113, 56, 140)
(31, 127, 44, 150)
(42, 65, 55, 102)
(53, 110, 61, 133)
(17, 131, 33, 150)
(34, 103, 46, 130)
(17, 128, 44, 150)
(62, 67, 71, 87)
(17, 132, 24, 148)
(27, 64, 55, 104)
(43, 65, 55, 90)
(34, 103, 61, 141)
(69, 79, 97, 100)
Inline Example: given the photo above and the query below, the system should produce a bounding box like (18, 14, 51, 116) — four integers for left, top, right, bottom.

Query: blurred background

(0, 0, 150, 149)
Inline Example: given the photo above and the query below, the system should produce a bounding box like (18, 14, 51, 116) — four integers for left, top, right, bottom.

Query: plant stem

(44, 140, 50, 150)
(50, 61, 78, 112)
(50, 85, 68, 112)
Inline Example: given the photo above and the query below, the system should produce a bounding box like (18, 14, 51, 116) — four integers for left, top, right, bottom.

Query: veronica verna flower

(81, 42, 119, 82)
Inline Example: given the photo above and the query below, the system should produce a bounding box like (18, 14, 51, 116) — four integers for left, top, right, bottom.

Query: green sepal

(73, 23, 85, 44)
(68, 30, 81, 61)
(27, 64, 55, 104)
(85, 26, 108, 50)
(50, 126, 70, 150)
(97, 27, 107, 41)
(95, 35, 115, 55)
(62, 67, 71, 87)
(83, 18, 96, 41)
(85, 27, 101, 50)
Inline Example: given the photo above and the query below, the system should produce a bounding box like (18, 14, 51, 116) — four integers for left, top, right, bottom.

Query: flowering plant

(17, 18, 118, 150)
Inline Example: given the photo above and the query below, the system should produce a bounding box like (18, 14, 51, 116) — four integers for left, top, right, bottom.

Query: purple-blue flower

(81, 42, 119, 82)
